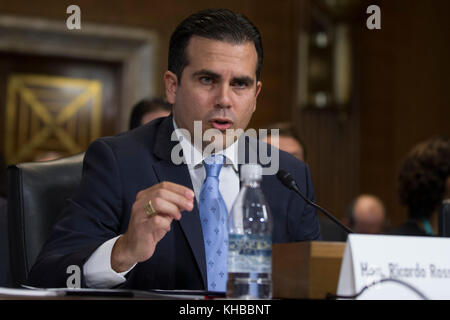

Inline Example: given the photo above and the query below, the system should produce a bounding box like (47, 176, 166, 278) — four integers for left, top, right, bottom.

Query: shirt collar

(172, 118, 239, 171)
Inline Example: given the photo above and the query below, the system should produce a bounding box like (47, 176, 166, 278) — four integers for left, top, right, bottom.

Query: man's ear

(256, 81, 262, 98)
(252, 81, 262, 112)
(164, 71, 178, 104)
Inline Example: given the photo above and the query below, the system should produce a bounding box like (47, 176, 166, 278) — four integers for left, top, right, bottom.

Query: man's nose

(214, 83, 232, 108)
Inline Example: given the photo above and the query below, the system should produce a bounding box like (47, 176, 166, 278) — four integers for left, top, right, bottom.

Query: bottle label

(228, 234, 272, 273)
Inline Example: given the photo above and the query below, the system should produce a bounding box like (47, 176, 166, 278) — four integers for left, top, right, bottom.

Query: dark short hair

(398, 136, 450, 219)
(168, 8, 263, 83)
(129, 98, 172, 130)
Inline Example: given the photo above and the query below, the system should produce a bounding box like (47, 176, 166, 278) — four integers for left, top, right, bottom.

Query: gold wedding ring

(144, 200, 157, 217)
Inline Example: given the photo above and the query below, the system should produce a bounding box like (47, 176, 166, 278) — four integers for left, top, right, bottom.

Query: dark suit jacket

(27, 116, 320, 290)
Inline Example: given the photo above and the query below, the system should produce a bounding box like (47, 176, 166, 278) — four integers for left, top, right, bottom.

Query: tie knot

(204, 155, 225, 178)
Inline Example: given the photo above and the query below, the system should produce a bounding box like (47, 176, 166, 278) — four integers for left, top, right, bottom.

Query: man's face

(165, 36, 262, 150)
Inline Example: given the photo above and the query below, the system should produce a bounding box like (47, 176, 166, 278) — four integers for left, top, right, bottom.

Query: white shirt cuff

(83, 235, 136, 288)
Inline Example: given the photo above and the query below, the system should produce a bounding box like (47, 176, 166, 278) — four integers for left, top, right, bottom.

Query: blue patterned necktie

(199, 155, 228, 292)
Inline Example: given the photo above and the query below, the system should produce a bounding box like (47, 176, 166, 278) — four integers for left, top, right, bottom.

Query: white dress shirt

(83, 119, 240, 288)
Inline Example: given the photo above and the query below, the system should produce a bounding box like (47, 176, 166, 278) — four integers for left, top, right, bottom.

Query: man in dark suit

(28, 8, 320, 291)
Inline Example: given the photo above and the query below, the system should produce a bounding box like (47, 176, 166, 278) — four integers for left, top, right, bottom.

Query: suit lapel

(151, 116, 207, 289)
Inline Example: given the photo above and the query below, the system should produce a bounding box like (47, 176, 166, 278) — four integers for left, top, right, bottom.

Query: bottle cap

(240, 163, 262, 181)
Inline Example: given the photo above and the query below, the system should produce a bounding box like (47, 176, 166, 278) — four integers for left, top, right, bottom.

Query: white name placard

(337, 234, 450, 300)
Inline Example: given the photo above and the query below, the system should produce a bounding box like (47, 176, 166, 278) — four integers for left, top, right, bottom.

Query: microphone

(276, 169, 353, 234)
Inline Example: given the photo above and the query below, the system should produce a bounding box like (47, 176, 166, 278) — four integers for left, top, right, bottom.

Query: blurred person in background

(263, 122, 306, 162)
(129, 98, 172, 130)
(390, 136, 450, 236)
(345, 194, 387, 234)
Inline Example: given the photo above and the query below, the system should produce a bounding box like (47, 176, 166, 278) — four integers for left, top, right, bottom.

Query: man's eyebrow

(192, 69, 255, 86)
(231, 76, 254, 86)
(192, 69, 221, 79)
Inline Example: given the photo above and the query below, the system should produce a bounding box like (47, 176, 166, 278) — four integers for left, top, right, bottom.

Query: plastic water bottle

(226, 164, 273, 299)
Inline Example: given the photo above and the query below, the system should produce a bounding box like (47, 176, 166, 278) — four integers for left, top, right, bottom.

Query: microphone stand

(277, 169, 353, 234)
(290, 183, 353, 234)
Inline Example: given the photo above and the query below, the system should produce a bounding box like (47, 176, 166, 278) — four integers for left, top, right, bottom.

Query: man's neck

(172, 118, 239, 169)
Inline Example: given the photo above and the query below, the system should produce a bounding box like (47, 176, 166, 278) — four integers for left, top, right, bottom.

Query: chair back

(7, 153, 84, 287)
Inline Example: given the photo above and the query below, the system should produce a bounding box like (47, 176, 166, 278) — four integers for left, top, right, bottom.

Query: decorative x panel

(4, 74, 102, 163)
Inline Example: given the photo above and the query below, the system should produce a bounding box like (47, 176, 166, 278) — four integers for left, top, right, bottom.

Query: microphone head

(276, 169, 296, 190)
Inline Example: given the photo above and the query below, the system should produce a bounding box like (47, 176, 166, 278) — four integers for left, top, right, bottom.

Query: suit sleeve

(27, 139, 127, 288)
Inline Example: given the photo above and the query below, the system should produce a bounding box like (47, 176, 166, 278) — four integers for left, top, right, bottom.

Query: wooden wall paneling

(358, 0, 450, 227)
(292, 0, 361, 220)
(0, 0, 298, 132)
(295, 109, 360, 219)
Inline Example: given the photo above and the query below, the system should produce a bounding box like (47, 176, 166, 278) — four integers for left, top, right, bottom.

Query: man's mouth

(209, 118, 233, 131)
